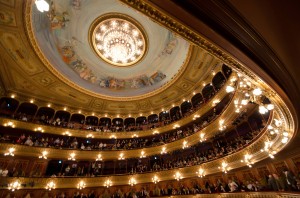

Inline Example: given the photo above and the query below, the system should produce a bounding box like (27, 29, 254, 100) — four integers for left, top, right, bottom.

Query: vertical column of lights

(4, 147, 15, 156)
(45, 181, 56, 191)
(196, 168, 205, 178)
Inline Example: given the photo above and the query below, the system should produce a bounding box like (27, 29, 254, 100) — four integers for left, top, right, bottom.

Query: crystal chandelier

(91, 15, 146, 66)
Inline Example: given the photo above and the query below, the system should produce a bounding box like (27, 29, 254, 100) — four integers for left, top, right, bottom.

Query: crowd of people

(0, 94, 233, 153)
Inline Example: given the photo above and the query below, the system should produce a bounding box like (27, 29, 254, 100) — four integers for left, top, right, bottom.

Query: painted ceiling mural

(31, 0, 190, 97)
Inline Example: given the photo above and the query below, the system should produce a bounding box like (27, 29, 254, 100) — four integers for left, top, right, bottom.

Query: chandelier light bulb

(35, 0, 49, 12)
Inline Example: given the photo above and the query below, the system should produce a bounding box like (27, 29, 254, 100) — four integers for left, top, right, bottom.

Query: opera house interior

(0, 0, 300, 197)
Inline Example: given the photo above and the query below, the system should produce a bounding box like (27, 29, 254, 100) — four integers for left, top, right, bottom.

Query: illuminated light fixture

(182, 140, 188, 149)
(193, 92, 196, 95)
(212, 99, 220, 106)
(11, 94, 15, 98)
(200, 133, 206, 142)
(132, 134, 138, 138)
(30, 99, 34, 103)
(77, 181, 86, 189)
(105, 114, 108, 117)
(8, 181, 21, 191)
(274, 119, 282, 127)
(3, 121, 15, 128)
(92, 113, 95, 116)
(226, 85, 235, 93)
(173, 124, 180, 129)
(47, 104, 51, 107)
(140, 151, 146, 158)
(259, 105, 268, 114)
(212, 71, 216, 76)
(86, 134, 94, 138)
(39, 151, 48, 159)
(68, 153, 76, 161)
(241, 154, 254, 168)
(4, 147, 15, 156)
(196, 168, 205, 178)
(152, 175, 159, 184)
(78, 110, 81, 114)
(45, 181, 55, 191)
(193, 114, 200, 120)
(129, 177, 137, 186)
(104, 179, 112, 188)
(174, 171, 182, 181)
(261, 141, 276, 159)
(161, 147, 167, 154)
(230, 77, 237, 82)
(118, 153, 125, 160)
(91, 15, 146, 66)
(96, 154, 102, 161)
(117, 115, 120, 118)
(35, 0, 49, 12)
(63, 131, 72, 136)
(219, 119, 226, 131)
(282, 136, 289, 144)
(182, 98, 186, 102)
(252, 88, 262, 96)
(153, 130, 159, 135)
(218, 161, 229, 173)
(128, 114, 131, 117)
(110, 135, 117, 139)
(63, 107, 67, 111)
(34, 127, 44, 132)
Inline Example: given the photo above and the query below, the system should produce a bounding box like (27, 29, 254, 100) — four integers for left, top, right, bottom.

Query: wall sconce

(118, 153, 125, 160)
(200, 133, 206, 142)
(174, 171, 182, 181)
(77, 181, 86, 189)
(3, 121, 15, 128)
(45, 181, 56, 191)
(39, 151, 48, 159)
(96, 154, 102, 161)
(129, 177, 137, 186)
(86, 134, 94, 138)
(104, 179, 112, 188)
(34, 127, 44, 132)
(241, 154, 254, 168)
(63, 131, 72, 136)
(196, 168, 205, 178)
(218, 161, 229, 173)
(68, 153, 76, 161)
(140, 151, 146, 158)
(152, 175, 159, 184)
(182, 140, 188, 149)
(161, 147, 167, 154)
(110, 135, 117, 139)
(4, 147, 15, 156)
(8, 181, 21, 191)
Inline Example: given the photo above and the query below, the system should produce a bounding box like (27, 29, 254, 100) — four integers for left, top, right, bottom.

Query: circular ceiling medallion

(90, 13, 147, 67)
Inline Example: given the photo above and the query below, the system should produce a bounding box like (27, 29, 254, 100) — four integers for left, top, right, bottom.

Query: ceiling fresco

(31, 0, 190, 97)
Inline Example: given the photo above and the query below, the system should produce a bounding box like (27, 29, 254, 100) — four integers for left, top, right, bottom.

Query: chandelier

(104, 179, 112, 188)
(77, 181, 86, 189)
(45, 181, 56, 191)
(91, 14, 147, 66)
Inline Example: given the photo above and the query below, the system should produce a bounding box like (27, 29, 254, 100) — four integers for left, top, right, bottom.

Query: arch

(16, 102, 38, 122)
(35, 107, 55, 124)
(0, 97, 19, 117)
